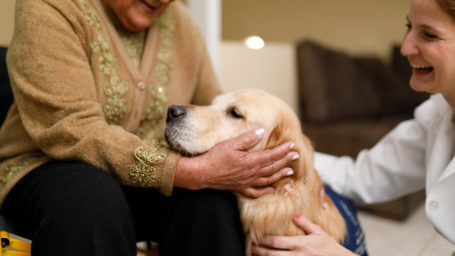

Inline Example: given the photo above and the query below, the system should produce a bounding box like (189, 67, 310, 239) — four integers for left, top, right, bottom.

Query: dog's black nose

(167, 105, 187, 122)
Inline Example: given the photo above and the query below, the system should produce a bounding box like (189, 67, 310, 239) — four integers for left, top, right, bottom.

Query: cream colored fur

(165, 89, 346, 254)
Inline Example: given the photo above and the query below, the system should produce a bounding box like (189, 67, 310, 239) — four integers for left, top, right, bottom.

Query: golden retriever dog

(165, 89, 346, 254)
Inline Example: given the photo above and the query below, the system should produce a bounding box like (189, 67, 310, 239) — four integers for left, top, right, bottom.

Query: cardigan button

(137, 81, 146, 91)
(428, 200, 439, 211)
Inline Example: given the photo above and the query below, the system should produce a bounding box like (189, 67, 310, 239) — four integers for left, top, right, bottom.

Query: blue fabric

(325, 186, 368, 256)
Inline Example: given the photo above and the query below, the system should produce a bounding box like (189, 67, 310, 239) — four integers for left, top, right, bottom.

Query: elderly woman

(252, 0, 455, 255)
(0, 0, 298, 255)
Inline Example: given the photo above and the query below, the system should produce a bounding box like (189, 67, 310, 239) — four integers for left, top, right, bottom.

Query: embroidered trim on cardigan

(130, 140, 166, 187)
(0, 156, 47, 184)
(80, 0, 129, 125)
(137, 6, 175, 142)
(119, 30, 146, 69)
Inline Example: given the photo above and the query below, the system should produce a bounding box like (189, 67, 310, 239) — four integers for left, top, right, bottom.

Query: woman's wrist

(339, 243, 359, 256)
(173, 156, 206, 190)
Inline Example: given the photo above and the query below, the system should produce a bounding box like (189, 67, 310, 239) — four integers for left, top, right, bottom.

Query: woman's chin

(123, 19, 153, 32)
(121, 12, 157, 32)
(409, 74, 435, 93)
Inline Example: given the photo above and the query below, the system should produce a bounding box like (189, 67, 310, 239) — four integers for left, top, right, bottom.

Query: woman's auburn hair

(436, 0, 455, 20)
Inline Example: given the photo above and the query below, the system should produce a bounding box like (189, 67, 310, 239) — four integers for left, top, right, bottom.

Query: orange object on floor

(0, 231, 31, 256)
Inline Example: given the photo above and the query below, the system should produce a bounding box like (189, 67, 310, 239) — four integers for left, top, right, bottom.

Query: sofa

(296, 41, 428, 220)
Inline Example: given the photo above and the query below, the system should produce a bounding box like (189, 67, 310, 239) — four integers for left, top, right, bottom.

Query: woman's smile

(410, 63, 434, 74)
(410, 62, 434, 79)
(139, 0, 159, 12)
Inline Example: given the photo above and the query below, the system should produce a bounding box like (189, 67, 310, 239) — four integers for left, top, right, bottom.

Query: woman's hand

(251, 215, 358, 256)
(174, 128, 299, 198)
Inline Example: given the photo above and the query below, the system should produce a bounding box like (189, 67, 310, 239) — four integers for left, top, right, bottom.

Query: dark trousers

(0, 161, 245, 256)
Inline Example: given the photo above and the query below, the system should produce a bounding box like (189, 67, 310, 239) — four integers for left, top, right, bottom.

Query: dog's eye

(227, 107, 244, 119)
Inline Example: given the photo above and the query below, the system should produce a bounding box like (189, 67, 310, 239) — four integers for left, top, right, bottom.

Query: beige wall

(222, 0, 411, 60)
(1, 0, 412, 111)
(0, 0, 15, 46)
(219, 1, 412, 111)
(2, 0, 411, 58)
(219, 42, 298, 113)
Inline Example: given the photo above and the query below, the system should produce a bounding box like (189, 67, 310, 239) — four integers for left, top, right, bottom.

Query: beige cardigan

(0, 0, 222, 205)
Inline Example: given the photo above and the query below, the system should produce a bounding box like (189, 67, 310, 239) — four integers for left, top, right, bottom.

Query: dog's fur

(165, 89, 346, 253)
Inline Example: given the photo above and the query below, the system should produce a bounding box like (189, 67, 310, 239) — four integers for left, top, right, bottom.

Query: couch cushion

(0, 47, 13, 126)
(296, 41, 428, 123)
(302, 117, 405, 158)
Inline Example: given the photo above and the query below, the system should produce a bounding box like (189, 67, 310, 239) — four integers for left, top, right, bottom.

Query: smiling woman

(249, 0, 455, 255)
(401, 0, 455, 101)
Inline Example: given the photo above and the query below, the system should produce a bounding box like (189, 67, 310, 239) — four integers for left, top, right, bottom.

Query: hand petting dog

(174, 128, 298, 198)
(251, 215, 357, 256)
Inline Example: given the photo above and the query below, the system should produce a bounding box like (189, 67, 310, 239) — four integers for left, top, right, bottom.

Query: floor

(358, 203, 455, 256)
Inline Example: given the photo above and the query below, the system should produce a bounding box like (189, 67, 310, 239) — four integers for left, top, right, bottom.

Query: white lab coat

(315, 93, 455, 244)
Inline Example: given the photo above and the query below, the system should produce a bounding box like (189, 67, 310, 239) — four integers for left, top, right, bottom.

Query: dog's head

(165, 88, 315, 182)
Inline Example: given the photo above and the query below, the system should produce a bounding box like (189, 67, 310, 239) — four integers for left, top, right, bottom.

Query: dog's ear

(265, 111, 296, 149)
(265, 124, 284, 149)
(265, 117, 314, 182)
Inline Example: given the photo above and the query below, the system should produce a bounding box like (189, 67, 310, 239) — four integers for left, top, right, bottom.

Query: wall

(219, 0, 412, 110)
(1, 0, 411, 57)
(3, 1, 411, 53)
(219, 42, 298, 113)
(1, 0, 412, 112)
(0, 0, 15, 46)
(222, 0, 411, 60)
